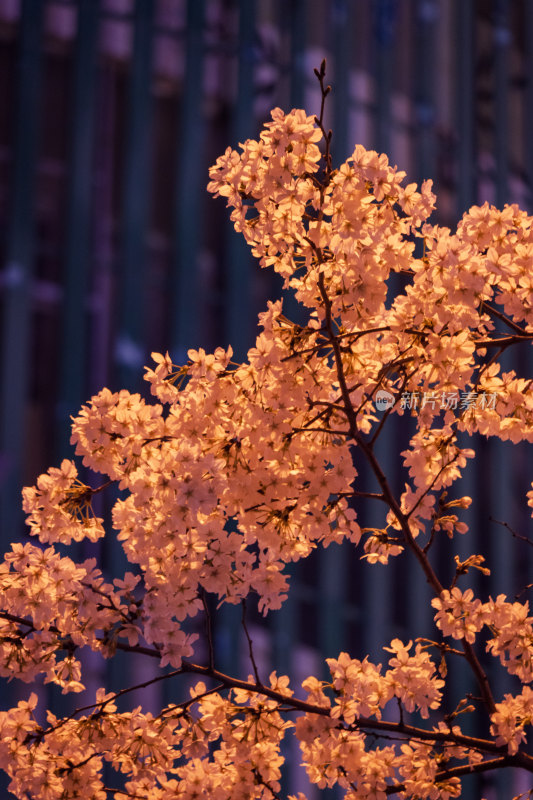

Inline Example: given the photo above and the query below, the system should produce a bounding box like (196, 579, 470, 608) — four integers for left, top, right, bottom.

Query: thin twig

(201, 589, 215, 670)
(241, 599, 263, 686)
(480, 300, 529, 334)
(489, 516, 533, 548)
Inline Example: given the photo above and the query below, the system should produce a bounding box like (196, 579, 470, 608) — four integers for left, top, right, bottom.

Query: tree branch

(315, 268, 497, 718)
(241, 599, 263, 686)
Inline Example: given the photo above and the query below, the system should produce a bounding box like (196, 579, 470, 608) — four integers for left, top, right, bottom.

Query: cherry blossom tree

(1, 61, 533, 799)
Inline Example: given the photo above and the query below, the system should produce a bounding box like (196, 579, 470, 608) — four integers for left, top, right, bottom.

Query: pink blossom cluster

(1, 80, 533, 798)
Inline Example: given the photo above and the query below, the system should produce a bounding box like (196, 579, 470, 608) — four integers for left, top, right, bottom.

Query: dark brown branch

(480, 301, 530, 334)
(241, 599, 263, 686)
(175, 666, 509, 760)
(314, 59, 333, 178)
(15, 629, 533, 777)
(386, 755, 531, 795)
(345, 490, 387, 502)
(201, 589, 215, 670)
(475, 334, 533, 347)
(315, 267, 497, 718)
(0, 610, 161, 659)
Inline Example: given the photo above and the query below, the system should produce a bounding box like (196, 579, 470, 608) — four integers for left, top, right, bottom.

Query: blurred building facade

(1, 1, 533, 797)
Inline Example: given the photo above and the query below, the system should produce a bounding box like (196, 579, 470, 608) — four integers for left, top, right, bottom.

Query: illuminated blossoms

(1, 64, 533, 798)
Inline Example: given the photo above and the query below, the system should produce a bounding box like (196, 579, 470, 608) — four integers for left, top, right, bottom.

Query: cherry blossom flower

(1, 86, 533, 799)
